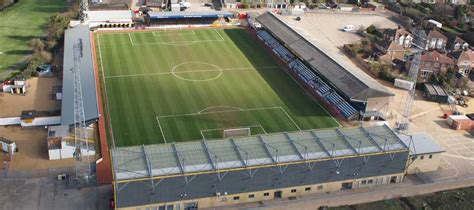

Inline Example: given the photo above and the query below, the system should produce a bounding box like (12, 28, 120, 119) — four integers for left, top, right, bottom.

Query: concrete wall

(406, 153, 442, 174)
(366, 96, 393, 118)
(118, 173, 405, 210)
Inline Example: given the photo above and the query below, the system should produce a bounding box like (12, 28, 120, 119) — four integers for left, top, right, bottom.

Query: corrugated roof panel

(231, 137, 273, 165)
(111, 126, 408, 180)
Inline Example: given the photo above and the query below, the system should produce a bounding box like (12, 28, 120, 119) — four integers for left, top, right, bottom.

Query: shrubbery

(19, 1, 78, 79)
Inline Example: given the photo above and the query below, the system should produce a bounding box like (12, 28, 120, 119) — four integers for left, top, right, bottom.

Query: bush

(366, 25, 377, 34)
(29, 38, 45, 53)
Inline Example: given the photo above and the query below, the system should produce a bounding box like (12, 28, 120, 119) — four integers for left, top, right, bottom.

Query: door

(274, 190, 282, 199)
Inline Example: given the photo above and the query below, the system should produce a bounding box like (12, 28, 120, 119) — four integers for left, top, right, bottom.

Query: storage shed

(424, 83, 448, 103)
(447, 115, 473, 130)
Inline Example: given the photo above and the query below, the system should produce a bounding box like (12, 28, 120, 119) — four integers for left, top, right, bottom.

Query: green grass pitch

(96, 28, 339, 147)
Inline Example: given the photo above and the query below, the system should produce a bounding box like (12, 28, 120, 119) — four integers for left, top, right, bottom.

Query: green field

(0, 0, 67, 79)
(97, 28, 339, 147)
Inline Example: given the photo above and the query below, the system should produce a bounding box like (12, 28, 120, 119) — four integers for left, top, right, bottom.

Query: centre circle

(171, 62, 222, 82)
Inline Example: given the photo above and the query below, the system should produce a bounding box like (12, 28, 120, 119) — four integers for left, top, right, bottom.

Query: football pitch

(96, 28, 339, 147)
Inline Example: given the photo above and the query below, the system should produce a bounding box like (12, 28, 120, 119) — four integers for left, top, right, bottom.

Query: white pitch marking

(105, 66, 280, 79)
(279, 107, 302, 131)
(98, 34, 117, 149)
(129, 29, 225, 46)
(198, 106, 244, 114)
(128, 33, 134, 45)
(214, 29, 225, 42)
(155, 116, 167, 144)
(157, 106, 282, 119)
(153, 30, 196, 36)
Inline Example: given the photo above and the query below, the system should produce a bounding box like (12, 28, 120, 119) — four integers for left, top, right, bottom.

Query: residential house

(376, 27, 414, 63)
(425, 30, 448, 51)
(414, 50, 454, 81)
(456, 50, 474, 77)
(447, 35, 470, 52)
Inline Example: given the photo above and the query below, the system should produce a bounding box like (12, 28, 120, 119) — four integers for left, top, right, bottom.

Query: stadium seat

(258, 30, 357, 119)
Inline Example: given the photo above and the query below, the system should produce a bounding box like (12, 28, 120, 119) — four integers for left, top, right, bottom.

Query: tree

(366, 25, 377, 34)
(28, 38, 45, 53)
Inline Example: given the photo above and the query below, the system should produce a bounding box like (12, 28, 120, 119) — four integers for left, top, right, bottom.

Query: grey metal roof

(398, 132, 445, 155)
(424, 83, 447, 97)
(61, 25, 99, 125)
(115, 150, 409, 208)
(111, 125, 407, 181)
(256, 12, 394, 102)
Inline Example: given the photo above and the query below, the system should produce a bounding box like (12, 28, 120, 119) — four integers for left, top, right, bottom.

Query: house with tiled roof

(408, 50, 455, 81)
(456, 50, 474, 77)
(425, 30, 448, 51)
(447, 35, 470, 52)
(376, 27, 414, 63)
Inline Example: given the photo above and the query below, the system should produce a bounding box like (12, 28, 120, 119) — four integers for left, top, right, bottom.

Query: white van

(342, 25, 355, 32)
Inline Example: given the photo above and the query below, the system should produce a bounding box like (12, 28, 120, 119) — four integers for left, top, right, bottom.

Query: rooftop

(61, 25, 99, 125)
(398, 133, 445, 155)
(420, 50, 454, 64)
(255, 12, 393, 102)
(147, 11, 234, 19)
(424, 83, 448, 97)
(111, 125, 408, 181)
(85, 10, 133, 22)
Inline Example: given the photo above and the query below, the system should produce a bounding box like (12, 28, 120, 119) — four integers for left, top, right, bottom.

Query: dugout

(423, 83, 448, 103)
(145, 11, 235, 26)
(111, 125, 411, 209)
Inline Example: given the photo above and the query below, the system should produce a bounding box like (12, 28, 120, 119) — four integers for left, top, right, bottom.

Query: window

(464, 68, 470, 75)
(420, 155, 424, 160)
(263, 192, 270, 197)
(233, 196, 240, 200)
(421, 70, 431, 77)
(361, 180, 367, 185)
(368, 179, 373, 184)
(390, 176, 398, 183)
(429, 155, 433, 159)
(305, 187, 311, 191)
(317, 185, 323, 190)
(291, 189, 297, 193)
(248, 194, 254, 199)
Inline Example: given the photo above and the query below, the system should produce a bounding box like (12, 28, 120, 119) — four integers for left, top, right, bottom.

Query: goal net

(223, 128, 251, 138)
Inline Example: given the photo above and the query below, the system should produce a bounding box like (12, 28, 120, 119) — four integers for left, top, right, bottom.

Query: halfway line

(105, 66, 280, 79)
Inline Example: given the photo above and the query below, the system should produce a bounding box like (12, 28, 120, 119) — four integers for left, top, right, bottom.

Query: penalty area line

(279, 106, 302, 131)
(155, 116, 167, 144)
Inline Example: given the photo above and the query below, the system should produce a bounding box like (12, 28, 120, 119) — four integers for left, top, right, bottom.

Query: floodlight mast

(72, 38, 92, 184)
(79, 0, 88, 22)
(396, 29, 426, 133)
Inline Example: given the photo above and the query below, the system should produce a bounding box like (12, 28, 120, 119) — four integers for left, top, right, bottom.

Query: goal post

(223, 128, 251, 138)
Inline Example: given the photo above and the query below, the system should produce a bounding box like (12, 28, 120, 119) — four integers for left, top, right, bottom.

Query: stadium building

(255, 12, 394, 121)
(109, 125, 446, 209)
(58, 9, 445, 209)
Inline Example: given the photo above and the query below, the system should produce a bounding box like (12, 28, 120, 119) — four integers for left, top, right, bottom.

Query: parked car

(318, 4, 330, 9)
(342, 25, 355, 32)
